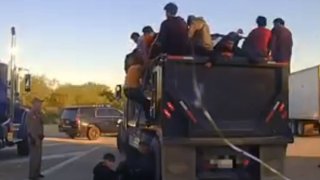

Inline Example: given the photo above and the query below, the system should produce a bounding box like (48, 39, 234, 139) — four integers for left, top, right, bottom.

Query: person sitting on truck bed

(187, 15, 213, 56)
(270, 18, 293, 63)
(142, 26, 158, 62)
(242, 16, 272, 62)
(154, 2, 191, 56)
(124, 51, 152, 122)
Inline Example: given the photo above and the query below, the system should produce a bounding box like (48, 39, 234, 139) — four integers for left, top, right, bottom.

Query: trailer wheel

(17, 138, 29, 156)
(297, 121, 305, 136)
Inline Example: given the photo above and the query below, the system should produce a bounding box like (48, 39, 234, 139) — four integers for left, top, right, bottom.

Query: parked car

(58, 105, 123, 140)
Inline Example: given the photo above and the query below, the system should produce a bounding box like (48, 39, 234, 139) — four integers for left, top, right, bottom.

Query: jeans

(124, 88, 151, 121)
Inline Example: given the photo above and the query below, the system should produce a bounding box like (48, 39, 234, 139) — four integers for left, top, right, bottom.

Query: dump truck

(289, 65, 320, 136)
(116, 56, 293, 180)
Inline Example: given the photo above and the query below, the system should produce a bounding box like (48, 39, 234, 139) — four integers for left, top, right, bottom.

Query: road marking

(41, 146, 100, 176)
(3, 142, 64, 151)
(0, 151, 84, 165)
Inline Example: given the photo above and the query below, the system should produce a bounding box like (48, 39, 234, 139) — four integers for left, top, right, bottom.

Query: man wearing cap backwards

(26, 97, 45, 180)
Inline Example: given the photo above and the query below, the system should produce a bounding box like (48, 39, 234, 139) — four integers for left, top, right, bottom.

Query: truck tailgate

(161, 61, 292, 141)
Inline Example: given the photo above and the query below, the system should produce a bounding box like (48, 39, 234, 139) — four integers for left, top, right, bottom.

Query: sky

(0, 0, 319, 87)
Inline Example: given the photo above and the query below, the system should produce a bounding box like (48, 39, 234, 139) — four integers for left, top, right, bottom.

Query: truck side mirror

(115, 85, 122, 100)
(24, 74, 31, 92)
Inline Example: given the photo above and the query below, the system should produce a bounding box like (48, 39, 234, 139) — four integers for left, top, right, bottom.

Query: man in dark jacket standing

(270, 18, 293, 63)
(155, 2, 190, 55)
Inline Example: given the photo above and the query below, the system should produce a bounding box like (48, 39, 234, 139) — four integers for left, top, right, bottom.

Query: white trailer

(289, 65, 320, 136)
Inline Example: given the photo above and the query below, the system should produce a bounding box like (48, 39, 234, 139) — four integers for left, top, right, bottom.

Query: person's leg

(38, 141, 43, 177)
(34, 141, 42, 178)
(28, 140, 37, 179)
(126, 88, 151, 121)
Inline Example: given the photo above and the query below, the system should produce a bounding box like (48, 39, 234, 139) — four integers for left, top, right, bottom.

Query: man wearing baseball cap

(26, 97, 45, 180)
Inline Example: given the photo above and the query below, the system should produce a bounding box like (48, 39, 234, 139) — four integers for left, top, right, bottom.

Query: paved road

(0, 125, 319, 180)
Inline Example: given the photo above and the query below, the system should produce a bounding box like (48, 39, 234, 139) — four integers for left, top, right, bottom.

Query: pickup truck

(116, 56, 293, 180)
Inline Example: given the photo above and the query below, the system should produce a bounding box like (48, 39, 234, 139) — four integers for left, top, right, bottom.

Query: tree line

(20, 75, 123, 123)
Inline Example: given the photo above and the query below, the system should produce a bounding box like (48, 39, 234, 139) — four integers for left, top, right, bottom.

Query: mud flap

(260, 145, 287, 180)
(162, 145, 196, 180)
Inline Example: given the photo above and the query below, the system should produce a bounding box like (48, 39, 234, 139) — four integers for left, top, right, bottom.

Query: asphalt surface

(0, 125, 319, 180)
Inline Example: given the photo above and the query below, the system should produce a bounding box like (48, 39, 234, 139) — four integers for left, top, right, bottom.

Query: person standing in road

(26, 97, 45, 180)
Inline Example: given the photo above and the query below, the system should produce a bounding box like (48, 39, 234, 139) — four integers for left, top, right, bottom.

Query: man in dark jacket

(155, 2, 191, 55)
(93, 153, 117, 180)
(270, 18, 293, 63)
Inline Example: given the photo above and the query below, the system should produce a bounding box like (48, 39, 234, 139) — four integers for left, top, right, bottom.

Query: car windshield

(61, 108, 78, 120)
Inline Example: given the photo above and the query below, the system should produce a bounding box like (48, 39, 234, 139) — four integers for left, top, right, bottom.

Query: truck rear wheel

(17, 138, 29, 156)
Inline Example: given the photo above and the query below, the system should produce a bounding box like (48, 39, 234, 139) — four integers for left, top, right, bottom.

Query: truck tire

(297, 121, 305, 136)
(17, 138, 29, 156)
(87, 126, 100, 140)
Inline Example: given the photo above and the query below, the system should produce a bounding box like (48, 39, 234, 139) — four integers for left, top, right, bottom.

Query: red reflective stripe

(265, 111, 275, 123)
(163, 109, 171, 119)
(279, 103, 285, 112)
(167, 102, 175, 111)
(186, 110, 197, 124)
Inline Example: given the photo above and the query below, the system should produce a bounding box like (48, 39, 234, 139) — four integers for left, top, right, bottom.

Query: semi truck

(289, 65, 320, 136)
(0, 62, 32, 156)
(116, 55, 293, 180)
